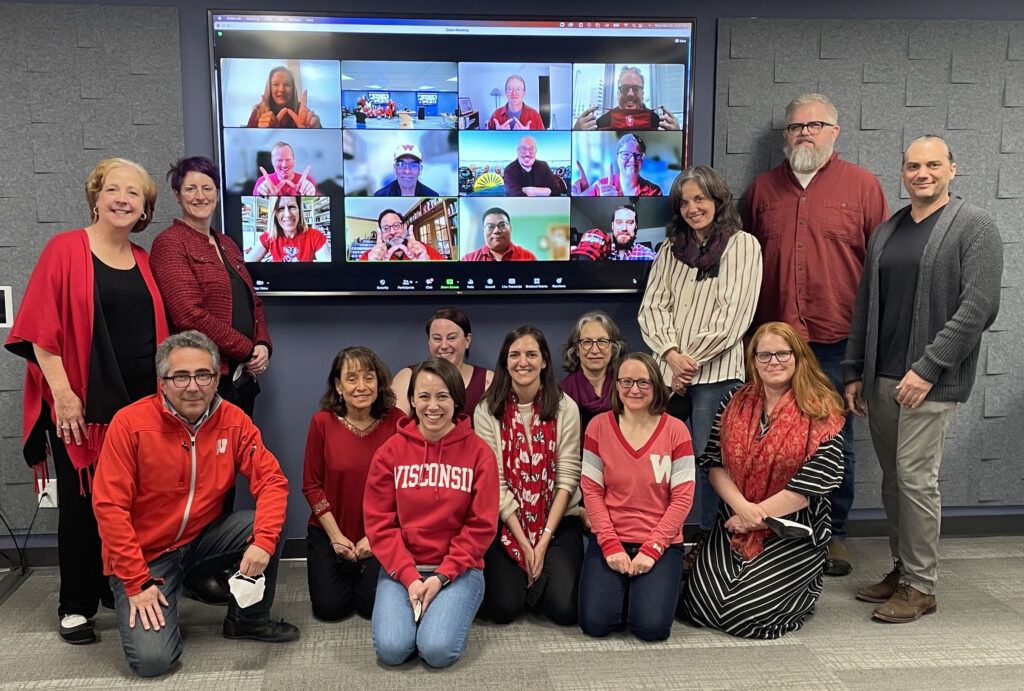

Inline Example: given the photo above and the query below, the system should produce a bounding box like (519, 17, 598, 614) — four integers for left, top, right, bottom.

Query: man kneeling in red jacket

(93, 330, 298, 677)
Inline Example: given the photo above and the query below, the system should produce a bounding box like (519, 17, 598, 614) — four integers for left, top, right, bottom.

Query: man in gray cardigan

(842, 135, 1002, 623)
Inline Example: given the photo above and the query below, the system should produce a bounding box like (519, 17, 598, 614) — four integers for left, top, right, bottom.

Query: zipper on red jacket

(174, 431, 198, 542)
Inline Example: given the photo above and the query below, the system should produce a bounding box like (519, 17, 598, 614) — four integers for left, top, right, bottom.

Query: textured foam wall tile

(1001, 110, 1024, 152)
(861, 84, 904, 130)
(727, 21, 766, 60)
(906, 62, 949, 107)
(996, 156, 1024, 198)
(907, 24, 955, 61)
(948, 85, 997, 131)
(1009, 24, 1024, 61)
(853, 130, 903, 178)
(999, 241, 1022, 287)
(977, 462, 1016, 503)
(1006, 63, 1024, 106)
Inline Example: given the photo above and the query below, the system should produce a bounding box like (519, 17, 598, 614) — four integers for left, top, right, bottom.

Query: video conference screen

(210, 14, 694, 295)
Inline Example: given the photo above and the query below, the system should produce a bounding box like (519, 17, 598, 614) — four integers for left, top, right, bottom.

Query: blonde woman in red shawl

(681, 322, 845, 639)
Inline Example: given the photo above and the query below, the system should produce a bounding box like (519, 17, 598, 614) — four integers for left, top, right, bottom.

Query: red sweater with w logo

(581, 411, 695, 561)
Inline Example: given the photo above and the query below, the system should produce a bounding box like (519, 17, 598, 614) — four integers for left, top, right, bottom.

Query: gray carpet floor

(0, 536, 1021, 690)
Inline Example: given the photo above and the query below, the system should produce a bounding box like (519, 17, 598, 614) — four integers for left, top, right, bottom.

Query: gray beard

(786, 140, 834, 173)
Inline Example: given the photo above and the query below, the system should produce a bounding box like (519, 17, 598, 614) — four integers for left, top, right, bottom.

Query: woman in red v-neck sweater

(302, 346, 402, 621)
(578, 353, 695, 641)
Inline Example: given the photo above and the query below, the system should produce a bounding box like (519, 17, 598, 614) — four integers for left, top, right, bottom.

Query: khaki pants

(867, 377, 956, 594)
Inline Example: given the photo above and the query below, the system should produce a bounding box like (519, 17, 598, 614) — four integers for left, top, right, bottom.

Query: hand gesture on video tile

(294, 90, 321, 128)
(572, 161, 590, 195)
(405, 238, 432, 261)
(256, 167, 285, 196)
(657, 106, 680, 131)
(294, 165, 314, 195)
(510, 117, 525, 130)
(366, 232, 389, 261)
(574, 105, 599, 131)
(493, 118, 512, 131)
(593, 164, 619, 197)
(255, 96, 277, 128)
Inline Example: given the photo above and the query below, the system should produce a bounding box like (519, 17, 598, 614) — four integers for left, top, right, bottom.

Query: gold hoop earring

(91, 206, 99, 222)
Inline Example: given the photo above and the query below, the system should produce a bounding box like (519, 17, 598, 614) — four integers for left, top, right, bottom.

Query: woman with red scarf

(681, 322, 846, 639)
(5, 158, 169, 645)
(475, 325, 583, 625)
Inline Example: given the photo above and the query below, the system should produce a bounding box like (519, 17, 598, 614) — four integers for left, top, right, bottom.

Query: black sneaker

(59, 614, 97, 645)
(223, 617, 300, 642)
(764, 516, 813, 539)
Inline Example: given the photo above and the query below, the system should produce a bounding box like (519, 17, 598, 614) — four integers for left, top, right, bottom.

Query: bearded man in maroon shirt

(742, 93, 890, 578)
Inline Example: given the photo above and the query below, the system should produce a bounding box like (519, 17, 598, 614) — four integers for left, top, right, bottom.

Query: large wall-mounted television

(210, 13, 694, 295)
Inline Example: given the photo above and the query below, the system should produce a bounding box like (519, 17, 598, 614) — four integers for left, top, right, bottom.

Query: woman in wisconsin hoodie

(363, 358, 498, 668)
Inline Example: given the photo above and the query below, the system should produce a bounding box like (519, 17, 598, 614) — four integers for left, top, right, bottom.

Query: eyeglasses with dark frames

(754, 350, 794, 364)
(783, 121, 834, 135)
(162, 372, 216, 388)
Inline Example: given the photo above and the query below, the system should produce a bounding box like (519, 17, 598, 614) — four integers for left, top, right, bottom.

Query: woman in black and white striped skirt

(681, 321, 846, 639)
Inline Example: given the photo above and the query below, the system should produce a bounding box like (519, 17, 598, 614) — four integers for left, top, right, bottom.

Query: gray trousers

(867, 377, 955, 595)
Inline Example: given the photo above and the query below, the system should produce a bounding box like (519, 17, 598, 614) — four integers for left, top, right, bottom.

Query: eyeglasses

(517, 146, 537, 154)
(395, 160, 421, 170)
(783, 121, 835, 135)
(162, 372, 216, 388)
(616, 377, 653, 390)
(380, 222, 406, 232)
(506, 86, 525, 94)
(484, 221, 511, 232)
(618, 84, 643, 95)
(754, 350, 794, 364)
(618, 152, 645, 162)
(578, 338, 611, 351)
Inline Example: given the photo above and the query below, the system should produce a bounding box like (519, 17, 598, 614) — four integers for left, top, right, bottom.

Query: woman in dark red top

(150, 157, 271, 417)
(302, 346, 402, 620)
(391, 308, 494, 420)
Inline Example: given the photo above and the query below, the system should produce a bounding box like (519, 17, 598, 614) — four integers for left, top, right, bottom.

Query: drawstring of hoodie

(417, 431, 449, 501)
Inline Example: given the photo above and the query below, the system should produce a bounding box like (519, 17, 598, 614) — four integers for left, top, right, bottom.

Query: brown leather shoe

(856, 565, 902, 602)
(823, 538, 852, 576)
(872, 584, 937, 623)
(682, 529, 710, 573)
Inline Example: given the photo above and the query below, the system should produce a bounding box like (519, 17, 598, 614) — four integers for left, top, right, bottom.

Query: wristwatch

(434, 573, 451, 589)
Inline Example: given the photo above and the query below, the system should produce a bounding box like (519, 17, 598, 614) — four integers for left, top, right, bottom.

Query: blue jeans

(372, 568, 484, 669)
(110, 510, 281, 677)
(686, 380, 741, 530)
(578, 535, 684, 641)
(810, 340, 856, 540)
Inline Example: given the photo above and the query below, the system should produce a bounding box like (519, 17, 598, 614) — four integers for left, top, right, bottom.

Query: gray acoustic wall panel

(715, 18, 1024, 508)
(0, 2, 183, 533)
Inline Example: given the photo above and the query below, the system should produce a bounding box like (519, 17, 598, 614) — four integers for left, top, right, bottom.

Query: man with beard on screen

(571, 204, 656, 260)
(574, 66, 679, 131)
(359, 208, 444, 261)
(743, 93, 889, 579)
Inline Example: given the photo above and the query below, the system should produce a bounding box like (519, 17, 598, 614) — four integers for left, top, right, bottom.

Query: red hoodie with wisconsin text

(363, 414, 498, 588)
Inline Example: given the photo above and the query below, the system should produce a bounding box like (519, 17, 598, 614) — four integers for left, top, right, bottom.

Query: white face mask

(228, 571, 266, 608)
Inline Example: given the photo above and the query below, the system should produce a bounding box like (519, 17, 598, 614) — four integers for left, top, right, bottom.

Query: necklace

(337, 415, 380, 437)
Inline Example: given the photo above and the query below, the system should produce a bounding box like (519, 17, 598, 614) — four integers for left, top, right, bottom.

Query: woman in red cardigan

(150, 156, 271, 418)
(302, 346, 402, 621)
(5, 158, 169, 645)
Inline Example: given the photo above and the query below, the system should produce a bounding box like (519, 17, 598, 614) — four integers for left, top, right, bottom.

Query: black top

(92, 255, 157, 402)
(223, 252, 255, 343)
(876, 208, 942, 378)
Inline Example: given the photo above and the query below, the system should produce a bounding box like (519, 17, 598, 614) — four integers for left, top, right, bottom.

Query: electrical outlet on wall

(37, 479, 58, 509)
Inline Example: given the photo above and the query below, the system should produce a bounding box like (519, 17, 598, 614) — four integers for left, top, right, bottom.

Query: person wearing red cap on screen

(374, 144, 440, 197)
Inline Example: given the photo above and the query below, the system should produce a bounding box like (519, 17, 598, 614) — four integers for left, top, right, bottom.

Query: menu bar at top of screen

(211, 15, 691, 39)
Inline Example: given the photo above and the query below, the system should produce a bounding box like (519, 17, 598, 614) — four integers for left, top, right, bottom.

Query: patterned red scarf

(499, 390, 558, 571)
(719, 383, 844, 560)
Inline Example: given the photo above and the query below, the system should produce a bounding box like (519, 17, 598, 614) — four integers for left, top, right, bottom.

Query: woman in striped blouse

(681, 321, 846, 638)
(637, 165, 762, 572)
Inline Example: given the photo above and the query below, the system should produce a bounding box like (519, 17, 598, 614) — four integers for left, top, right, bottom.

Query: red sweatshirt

(302, 407, 403, 540)
(92, 395, 289, 596)
(363, 414, 498, 588)
(581, 411, 695, 561)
